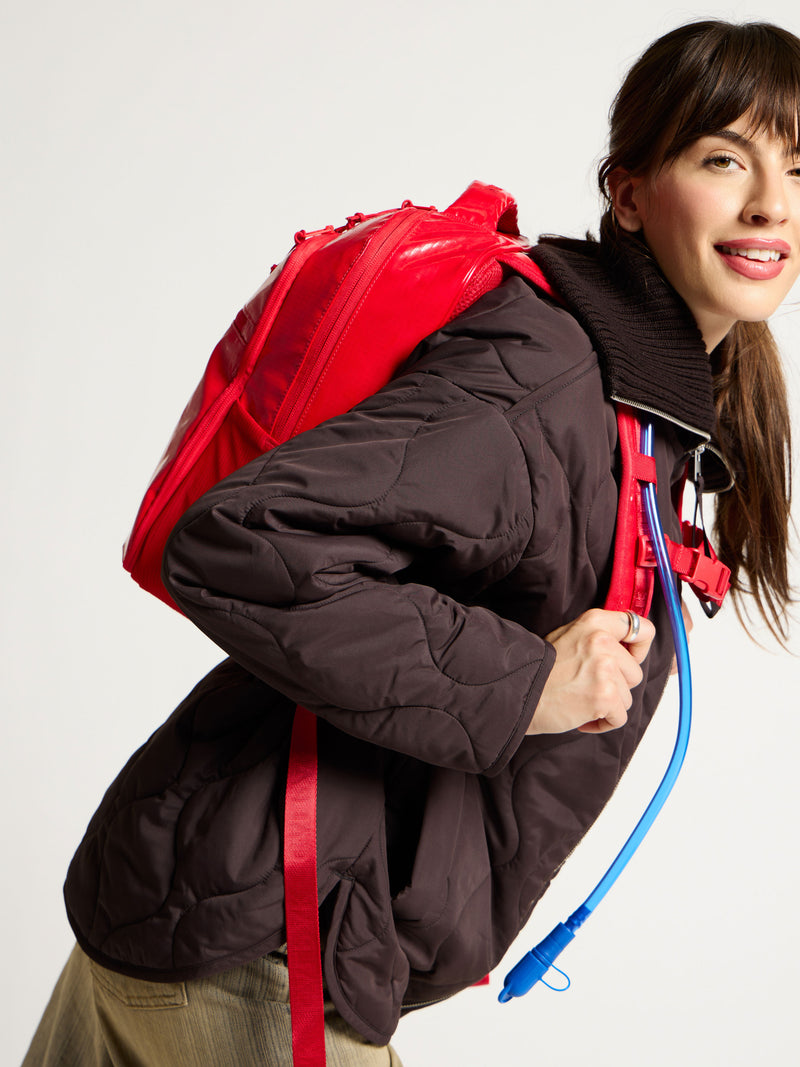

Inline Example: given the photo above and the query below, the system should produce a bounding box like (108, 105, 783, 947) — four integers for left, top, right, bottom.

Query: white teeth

(719, 245, 782, 262)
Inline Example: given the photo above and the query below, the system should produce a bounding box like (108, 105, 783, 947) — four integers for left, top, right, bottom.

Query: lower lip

(715, 248, 786, 280)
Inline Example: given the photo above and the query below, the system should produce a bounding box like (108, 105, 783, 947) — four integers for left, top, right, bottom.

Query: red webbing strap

(604, 405, 656, 615)
(605, 409, 731, 613)
(284, 705, 326, 1067)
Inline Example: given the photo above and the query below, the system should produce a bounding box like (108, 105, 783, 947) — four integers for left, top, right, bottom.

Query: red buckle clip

(666, 525, 731, 615)
(636, 534, 656, 567)
(681, 549, 731, 605)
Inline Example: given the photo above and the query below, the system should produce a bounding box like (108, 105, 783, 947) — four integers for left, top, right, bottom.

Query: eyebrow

(705, 127, 800, 157)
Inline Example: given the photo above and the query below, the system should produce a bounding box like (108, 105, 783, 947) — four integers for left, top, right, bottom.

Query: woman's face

(613, 113, 800, 351)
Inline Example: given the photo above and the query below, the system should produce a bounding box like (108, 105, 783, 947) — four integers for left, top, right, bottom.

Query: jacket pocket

(390, 770, 465, 925)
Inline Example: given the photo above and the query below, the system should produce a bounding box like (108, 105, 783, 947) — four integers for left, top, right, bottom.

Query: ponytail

(712, 322, 794, 643)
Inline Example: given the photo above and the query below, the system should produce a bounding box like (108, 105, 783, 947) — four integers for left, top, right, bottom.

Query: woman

(25, 19, 797, 1066)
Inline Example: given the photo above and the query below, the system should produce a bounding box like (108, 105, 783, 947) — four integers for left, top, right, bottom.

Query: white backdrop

(3, 2, 799, 1064)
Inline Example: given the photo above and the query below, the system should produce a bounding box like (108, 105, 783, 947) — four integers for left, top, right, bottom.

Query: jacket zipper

(271, 209, 426, 441)
(611, 393, 735, 491)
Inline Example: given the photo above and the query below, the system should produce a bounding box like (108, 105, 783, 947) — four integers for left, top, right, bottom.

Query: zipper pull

(692, 443, 705, 491)
(688, 444, 725, 618)
(690, 445, 706, 543)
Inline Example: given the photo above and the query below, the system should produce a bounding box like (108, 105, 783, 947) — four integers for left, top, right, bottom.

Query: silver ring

(623, 610, 641, 642)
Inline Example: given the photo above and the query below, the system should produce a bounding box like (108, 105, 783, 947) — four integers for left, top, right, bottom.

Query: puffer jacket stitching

(502, 364, 608, 562)
(89, 715, 200, 940)
(512, 406, 573, 563)
(322, 859, 395, 958)
(583, 468, 618, 579)
(380, 377, 535, 549)
(96, 785, 284, 954)
(427, 295, 551, 395)
(180, 589, 545, 724)
(241, 381, 434, 491)
(89, 679, 297, 947)
(506, 358, 601, 421)
(315, 550, 411, 586)
(375, 509, 531, 542)
(237, 396, 523, 543)
(218, 584, 547, 691)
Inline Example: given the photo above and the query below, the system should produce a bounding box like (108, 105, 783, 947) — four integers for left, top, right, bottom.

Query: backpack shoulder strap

(604, 405, 731, 615)
(604, 405, 658, 615)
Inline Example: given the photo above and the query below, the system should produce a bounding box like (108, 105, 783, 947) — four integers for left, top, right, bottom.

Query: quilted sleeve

(163, 369, 555, 775)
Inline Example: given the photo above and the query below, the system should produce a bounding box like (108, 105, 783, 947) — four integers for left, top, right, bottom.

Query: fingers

(614, 609, 656, 664)
(583, 621, 644, 692)
(577, 607, 656, 646)
(531, 608, 656, 737)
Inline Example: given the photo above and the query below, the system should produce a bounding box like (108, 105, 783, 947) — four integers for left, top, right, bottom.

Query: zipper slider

(692, 443, 706, 486)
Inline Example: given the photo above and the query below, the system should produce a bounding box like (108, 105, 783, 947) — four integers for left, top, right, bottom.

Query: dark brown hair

(599, 20, 797, 642)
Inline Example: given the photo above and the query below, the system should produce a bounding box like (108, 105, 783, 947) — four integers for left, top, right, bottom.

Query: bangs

(661, 23, 800, 160)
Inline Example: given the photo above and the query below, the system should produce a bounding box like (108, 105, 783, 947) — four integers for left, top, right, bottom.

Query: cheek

(779, 257, 800, 301)
(644, 184, 719, 278)
(641, 202, 692, 275)
(641, 185, 688, 252)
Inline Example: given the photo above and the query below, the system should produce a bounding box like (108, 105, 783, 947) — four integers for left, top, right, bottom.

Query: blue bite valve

(498, 922, 575, 1002)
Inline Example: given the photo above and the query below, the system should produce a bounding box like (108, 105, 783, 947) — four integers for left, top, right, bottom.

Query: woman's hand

(526, 608, 656, 736)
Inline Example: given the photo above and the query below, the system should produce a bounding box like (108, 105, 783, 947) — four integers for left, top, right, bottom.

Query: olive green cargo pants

(24, 943, 403, 1066)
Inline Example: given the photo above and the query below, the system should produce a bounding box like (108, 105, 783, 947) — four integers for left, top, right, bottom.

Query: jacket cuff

(482, 639, 557, 777)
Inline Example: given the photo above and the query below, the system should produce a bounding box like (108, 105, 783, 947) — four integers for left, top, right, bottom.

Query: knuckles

(593, 678, 619, 708)
(585, 629, 616, 656)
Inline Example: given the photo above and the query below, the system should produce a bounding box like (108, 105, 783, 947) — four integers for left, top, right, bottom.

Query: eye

(704, 153, 741, 171)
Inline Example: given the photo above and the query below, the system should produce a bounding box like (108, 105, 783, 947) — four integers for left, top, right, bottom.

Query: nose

(744, 166, 790, 226)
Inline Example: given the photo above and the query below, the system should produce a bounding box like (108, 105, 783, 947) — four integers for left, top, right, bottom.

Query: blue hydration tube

(499, 421, 692, 1002)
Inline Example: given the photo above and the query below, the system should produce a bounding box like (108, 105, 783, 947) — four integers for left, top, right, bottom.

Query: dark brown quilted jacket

(64, 261, 722, 1044)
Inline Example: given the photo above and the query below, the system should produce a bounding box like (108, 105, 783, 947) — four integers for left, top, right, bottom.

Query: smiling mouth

(715, 245, 785, 262)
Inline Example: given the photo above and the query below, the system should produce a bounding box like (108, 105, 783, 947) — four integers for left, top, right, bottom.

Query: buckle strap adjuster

(666, 526, 731, 610)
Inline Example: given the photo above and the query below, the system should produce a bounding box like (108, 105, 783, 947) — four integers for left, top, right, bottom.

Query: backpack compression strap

(284, 705, 326, 1066)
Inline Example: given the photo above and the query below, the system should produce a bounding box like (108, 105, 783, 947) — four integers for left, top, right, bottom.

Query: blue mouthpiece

(497, 922, 575, 1002)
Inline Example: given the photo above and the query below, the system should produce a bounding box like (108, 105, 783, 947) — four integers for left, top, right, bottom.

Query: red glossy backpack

(123, 182, 552, 609)
(122, 182, 729, 1065)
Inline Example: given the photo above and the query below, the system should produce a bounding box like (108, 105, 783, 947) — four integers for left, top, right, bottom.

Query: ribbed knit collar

(529, 235, 717, 441)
